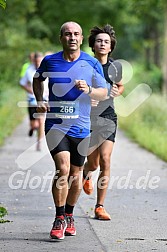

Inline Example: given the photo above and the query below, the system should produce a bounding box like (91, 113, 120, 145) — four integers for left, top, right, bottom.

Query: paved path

(0, 117, 167, 252)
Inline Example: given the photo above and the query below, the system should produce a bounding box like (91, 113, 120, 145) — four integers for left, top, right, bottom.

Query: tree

(131, 0, 164, 69)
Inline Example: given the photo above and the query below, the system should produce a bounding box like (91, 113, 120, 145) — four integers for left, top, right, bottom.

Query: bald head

(60, 21, 82, 37)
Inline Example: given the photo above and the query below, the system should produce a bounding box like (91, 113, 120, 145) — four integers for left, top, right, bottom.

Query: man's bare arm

(33, 77, 49, 113)
(20, 82, 33, 94)
(33, 77, 44, 102)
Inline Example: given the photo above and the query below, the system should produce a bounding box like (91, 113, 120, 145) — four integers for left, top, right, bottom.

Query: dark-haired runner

(83, 24, 124, 220)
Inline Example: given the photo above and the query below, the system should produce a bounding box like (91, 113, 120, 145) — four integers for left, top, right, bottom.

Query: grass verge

(0, 87, 26, 146)
(118, 93, 167, 162)
(116, 61, 167, 162)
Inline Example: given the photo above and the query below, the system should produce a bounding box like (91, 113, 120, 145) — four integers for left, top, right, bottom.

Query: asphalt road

(0, 117, 167, 252)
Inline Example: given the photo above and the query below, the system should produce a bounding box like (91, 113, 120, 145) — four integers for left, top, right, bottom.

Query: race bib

(54, 100, 79, 119)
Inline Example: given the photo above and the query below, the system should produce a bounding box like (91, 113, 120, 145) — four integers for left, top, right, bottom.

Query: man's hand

(91, 99, 99, 107)
(110, 84, 120, 98)
(75, 79, 89, 94)
(36, 101, 50, 113)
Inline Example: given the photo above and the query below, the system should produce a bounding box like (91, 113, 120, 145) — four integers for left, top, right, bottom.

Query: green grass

(0, 87, 26, 223)
(0, 87, 26, 146)
(118, 64, 167, 162)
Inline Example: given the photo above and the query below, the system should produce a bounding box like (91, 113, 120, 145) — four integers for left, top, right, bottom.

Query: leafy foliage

(0, 0, 165, 61)
(0, 0, 6, 9)
(0, 206, 7, 218)
(0, 206, 10, 223)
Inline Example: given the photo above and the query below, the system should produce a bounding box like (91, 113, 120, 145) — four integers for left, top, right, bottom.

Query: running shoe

(50, 215, 67, 240)
(28, 129, 34, 137)
(65, 214, 76, 236)
(83, 177, 93, 195)
(94, 206, 111, 220)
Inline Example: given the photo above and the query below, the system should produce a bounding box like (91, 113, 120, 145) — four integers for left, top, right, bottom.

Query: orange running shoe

(83, 177, 94, 195)
(94, 206, 111, 220)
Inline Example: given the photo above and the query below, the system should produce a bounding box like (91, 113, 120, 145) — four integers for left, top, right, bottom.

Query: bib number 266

(60, 106, 74, 114)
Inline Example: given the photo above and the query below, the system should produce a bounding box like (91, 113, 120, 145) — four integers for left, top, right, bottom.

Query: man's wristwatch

(88, 85, 92, 94)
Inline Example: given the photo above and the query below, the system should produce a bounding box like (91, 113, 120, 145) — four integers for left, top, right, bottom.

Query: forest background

(0, 0, 167, 161)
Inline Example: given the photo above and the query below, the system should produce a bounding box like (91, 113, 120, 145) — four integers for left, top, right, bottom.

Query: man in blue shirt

(33, 21, 107, 240)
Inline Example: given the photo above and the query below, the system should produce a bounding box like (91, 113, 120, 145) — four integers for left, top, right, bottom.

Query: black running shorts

(45, 129, 90, 167)
(28, 106, 37, 121)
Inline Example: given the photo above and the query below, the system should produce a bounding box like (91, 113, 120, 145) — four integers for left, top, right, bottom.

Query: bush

(122, 62, 162, 97)
(144, 64, 162, 92)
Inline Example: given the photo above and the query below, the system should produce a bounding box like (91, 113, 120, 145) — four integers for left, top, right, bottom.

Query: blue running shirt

(36, 51, 106, 138)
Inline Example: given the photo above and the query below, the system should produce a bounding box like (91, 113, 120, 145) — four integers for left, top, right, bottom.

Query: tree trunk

(153, 28, 160, 67)
(145, 47, 151, 70)
(162, 4, 167, 96)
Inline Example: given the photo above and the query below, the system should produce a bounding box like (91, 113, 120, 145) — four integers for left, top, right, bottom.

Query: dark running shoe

(28, 129, 34, 137)
(50, 215, 67, 240)
(65, 214, 76, 236)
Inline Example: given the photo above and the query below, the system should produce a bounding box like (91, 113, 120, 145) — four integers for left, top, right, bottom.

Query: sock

(56, 206, 65, 217)
(65, 203, 74, 215)
(95, 204, 103, 208)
